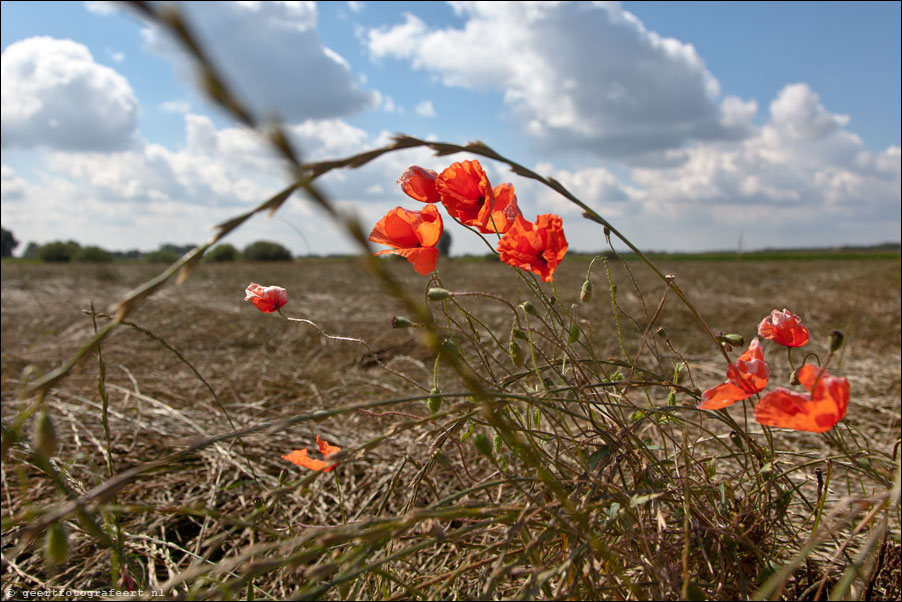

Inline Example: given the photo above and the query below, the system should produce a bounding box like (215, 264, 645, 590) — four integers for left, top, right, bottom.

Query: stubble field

(2, 255, 900, 599)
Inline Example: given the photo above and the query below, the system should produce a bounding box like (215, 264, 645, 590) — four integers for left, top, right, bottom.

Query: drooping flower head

(244, 283, 288, 313)
(398, 166, 441, 203)
(754, 364, 849, 432)
(496, 214, 569, 282)
(282, 435, 342, 472)
(435, 160, 496, 232)
(369, 204, 443, 275)
(758, 309, 810, 347)
(698, 338, 770, 410)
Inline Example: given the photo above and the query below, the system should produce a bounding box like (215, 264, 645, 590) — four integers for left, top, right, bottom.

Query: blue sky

(2, 1, 899, 257)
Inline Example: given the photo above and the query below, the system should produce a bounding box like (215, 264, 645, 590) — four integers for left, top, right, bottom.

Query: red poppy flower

(758, 309, 810, 347)
(398, 166, 441, 203)
(282, 435, 342, 472)
(698, 338, 770, 410)
(496, 214, 569, 282)
(435, 160, 496, 232)
(482, 182, 523, 234)
(369, 204, 443, 275)
(244, 283, 288, 313)
(754, 364, 849, 432)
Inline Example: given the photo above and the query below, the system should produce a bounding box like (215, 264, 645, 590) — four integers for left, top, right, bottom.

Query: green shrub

(242, 240, 293, 261)
(37, 241, 80, 262)
(75, 246, 114, 263)
(205, 243, 241, 262)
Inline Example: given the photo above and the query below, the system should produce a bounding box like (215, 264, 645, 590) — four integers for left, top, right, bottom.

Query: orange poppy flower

(698, 338, 770, 410)
(398, 166, 441, 203)
(282, 435, 342, 472)
(758, 308, 810, 347)
(245, 283, 288, 313)
(435, 160, 496, 232)
(754, 364, 849, 432)
(369, 204, 443, 275)
(496, 214, 569, 282)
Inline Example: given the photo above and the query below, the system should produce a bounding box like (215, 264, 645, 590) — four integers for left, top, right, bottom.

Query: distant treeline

(6, 237, 296, 263)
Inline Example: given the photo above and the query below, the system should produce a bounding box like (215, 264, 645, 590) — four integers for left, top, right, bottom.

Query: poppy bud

(45, 522, 68, 566)
(829, 330, 844, 352)
(568, 324, 580, 344)
(580, 279, 593, 303)
(427, 387, 442, 413)
(34, 412, 57, 458)
(521, 301, 537, 316)
(392, 316, 414, 329)
(508, 340, 525, 367)
(473, 433, 493, 457)
(427, 288, 451, 301)
(440, 338, 461, 358)
(511, 328, 529, 341)
(656, 327, 667, 338)
(789, 368, 801, 386)
(729, 431, 744, 450)
(721, 334, 744, 347)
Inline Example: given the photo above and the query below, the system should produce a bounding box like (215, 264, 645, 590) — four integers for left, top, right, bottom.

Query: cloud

(160, 99, 191, 114)
(367, 2, 754, 158)
(1, 37, 139, 151)
(415, 100, 436, 117)
(141, 1, 377, 122)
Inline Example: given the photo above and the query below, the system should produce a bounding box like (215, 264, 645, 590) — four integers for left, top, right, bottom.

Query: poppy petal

(398, 166, 441, 203)
(699, 382, 754, 410)
(758, 309, 810, 347)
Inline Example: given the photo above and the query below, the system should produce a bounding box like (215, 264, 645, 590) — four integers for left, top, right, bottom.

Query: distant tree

(37, 240, 81, 262)
(23, 242, 39, 259)
(205, 243, 241, 262)
(159, 243, 196, 257)
(1, 228, 19, 257)
(437, 230, 452, 257)
(243, 240, 293, 261)
(75, 245, 114, 262)
(112, 249, 142, 260)
(143, 250, 180, 263)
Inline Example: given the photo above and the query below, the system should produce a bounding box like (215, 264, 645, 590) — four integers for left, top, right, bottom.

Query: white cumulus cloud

(141, 1, 377, 122)
(367, 2, 754, 158)
(1, 37, 139, 151)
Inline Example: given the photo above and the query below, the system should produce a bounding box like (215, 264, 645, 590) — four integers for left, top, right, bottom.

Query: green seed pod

(521, 301, 537, 315)
(829, 330, 845, 352)
(427, 387, 442, 413)
(392, 316, 414, 329)
(34, 412, 58, 458)
(45, 522, 68, 566)
(508, 339, 525, 367)
(511, 327, 529, 341)
(473, 433, 493, 458)
(656, 327, 667, 338)
(580, 280, 593, 303)
(729, 430, 744, 451)
(427, 288, 451, 301)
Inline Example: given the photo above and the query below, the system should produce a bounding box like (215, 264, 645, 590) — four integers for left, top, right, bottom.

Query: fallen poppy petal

(316, 435, 341, 457)
(244, 283, 288, 313)
(281, 448, 333, 472)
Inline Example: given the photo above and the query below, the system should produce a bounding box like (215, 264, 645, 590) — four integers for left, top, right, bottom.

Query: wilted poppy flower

(698, 338, 770, 410)
(435, 160, 495, 232)
(398, 166, 441, 203)
(496, 214, 569, 282)
(754, 364, 849, 432)
(282, 435, 342, 472)
(758, 309, 810, 347)
(369, 204, 443, 275)
(245, 283, 288, 313)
